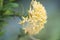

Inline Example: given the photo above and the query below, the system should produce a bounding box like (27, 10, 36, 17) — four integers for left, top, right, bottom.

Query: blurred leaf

(4, 9, 14, 15)
(9, 0, 15, 2)
(4, 3, 19, 10)
(0, 31, 4, 36)
(0, 20, 6, 29)
(9, 3, 19, 8)
(0, 0, 3, 10)
(6, 3, 19, 8)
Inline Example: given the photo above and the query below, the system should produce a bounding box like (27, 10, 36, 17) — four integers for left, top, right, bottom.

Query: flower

(19, 0, 47, 35)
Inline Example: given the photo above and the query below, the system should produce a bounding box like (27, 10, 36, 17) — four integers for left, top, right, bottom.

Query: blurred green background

(0, 0, 60, 40)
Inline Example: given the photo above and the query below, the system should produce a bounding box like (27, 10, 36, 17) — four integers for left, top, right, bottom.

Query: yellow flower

(19, 0, 47, 35)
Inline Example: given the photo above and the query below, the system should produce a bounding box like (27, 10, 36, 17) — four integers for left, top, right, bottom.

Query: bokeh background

(0, 0, 60, 40)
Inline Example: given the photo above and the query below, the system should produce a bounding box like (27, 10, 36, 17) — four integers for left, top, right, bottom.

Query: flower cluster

(20, 0, 47, 35)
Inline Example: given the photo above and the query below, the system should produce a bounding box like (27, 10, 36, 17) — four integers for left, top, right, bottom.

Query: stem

(29, 35, 40, 40)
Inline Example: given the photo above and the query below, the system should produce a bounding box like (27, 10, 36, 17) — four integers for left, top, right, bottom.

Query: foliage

(0, 0, 19, 36)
